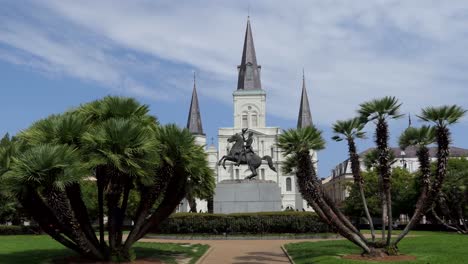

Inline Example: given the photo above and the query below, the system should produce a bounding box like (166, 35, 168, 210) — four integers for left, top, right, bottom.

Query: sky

(1, 0, 468, 177)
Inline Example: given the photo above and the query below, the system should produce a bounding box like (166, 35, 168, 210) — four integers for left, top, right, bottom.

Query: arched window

(261, 168, 265, 180)
(242, 113, 248, 128)
(251, 113, 258, 127)
(286, 177, 292, 191)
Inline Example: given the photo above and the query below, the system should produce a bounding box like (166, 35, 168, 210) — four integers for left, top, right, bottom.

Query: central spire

(237, 18, 262, 90)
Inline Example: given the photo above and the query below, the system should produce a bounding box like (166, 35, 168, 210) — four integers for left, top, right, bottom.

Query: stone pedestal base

(214, 179, 281, 214)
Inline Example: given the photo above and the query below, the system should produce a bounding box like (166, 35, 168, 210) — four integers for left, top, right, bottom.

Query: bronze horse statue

(217, 133, 277, 179)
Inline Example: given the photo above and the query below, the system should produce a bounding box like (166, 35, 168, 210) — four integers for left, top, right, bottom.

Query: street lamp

(400, 150, 407, 169)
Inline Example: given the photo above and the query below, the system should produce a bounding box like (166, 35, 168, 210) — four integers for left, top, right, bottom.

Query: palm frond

(278, 126, 325, 155)
(358, 96, 403, 122)
(398, 125, 436, 149)
(418, 105, 466, 127)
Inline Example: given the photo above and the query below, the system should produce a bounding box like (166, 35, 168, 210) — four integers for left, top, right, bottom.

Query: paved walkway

(140, 237, 340, 264)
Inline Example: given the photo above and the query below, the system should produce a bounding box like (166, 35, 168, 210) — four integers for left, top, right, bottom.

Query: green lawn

(0, 235, 209, 264)
(285, 231, 468, 264)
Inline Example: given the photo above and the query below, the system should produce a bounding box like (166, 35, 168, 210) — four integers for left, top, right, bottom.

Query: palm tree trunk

(44, 188, 104, 259)
(347, 138, 375, 241)
(134, 165, 188, 241)
(66, 183, 101, 252)
(116, 176, 132, 247)
(393, 146, 431, 245)
(22, 189, 84, 254)
(96, 166, 107, 251)
(376, 120, 392, 245)
(294, 151, 371, 254)
(379, 176, 386, 241)
(431, 206, 464, 233)
(123, 166, 172, 252)
(106, 170, 124, 253)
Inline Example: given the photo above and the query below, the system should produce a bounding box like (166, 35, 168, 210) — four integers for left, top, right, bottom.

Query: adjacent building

(322, 146, 468, 205)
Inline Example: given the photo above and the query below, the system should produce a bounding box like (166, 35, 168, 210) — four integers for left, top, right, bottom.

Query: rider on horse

(236, 128, 254, 166)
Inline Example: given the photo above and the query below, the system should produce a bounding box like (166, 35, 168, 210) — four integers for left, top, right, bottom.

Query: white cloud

(1, 0, 468, 125)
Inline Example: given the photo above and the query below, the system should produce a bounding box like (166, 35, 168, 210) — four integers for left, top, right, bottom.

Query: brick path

(139, 237, 341, 264)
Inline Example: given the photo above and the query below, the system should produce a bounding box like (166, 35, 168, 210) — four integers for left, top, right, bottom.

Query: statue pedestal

(214, 179, 282, 214)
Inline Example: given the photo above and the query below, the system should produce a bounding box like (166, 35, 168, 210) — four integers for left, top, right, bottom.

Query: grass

(0, 235, 209, 264)
(285, 231, 468, 264)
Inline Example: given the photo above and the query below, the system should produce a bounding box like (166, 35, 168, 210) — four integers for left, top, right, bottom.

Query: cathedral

(180, 18, 316, 212)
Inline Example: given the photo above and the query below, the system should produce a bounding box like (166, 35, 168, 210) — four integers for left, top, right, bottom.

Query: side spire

(237, 17, 262, 90)
(187, 72, 204, 135)
(297, 70, 313, 128)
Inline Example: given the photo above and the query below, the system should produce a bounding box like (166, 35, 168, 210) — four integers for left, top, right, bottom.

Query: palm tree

(393, 126, 435, 245)
(81, 117, 158, 256)
(418, 105, 466, 197)
(278, 126, 375, 256)
(1, 96, 214, 262)
(122, 124, 214, 254)
(332, 117, 375, 241)
(3, 144, 104, 259)
(77, 96, 157, 253)
(359, 96, 403, 245)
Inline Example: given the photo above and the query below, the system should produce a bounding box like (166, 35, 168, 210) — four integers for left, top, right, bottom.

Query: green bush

(154, 211, 328, 234)
(0, 225, 40, 235)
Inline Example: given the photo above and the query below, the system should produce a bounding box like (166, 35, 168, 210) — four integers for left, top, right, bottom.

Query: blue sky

(1, 0, 468, 177)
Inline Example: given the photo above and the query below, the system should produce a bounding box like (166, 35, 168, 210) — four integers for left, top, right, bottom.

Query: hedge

(0, 225, 41, 235)
(153, 211, 329, 234)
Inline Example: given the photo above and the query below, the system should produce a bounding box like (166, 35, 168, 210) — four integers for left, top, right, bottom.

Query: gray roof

(237, 18, 262, 90)
(359, 146, 468, 158)
(186, 78, 204, 135)
(297, 72, 313, 128)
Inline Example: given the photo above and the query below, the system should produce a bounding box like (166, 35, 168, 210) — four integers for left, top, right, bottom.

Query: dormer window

(245, 63, 254, 81)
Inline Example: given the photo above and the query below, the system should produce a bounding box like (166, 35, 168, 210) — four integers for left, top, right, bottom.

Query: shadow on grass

(0, 248, 75, 264)
(133, 247, 188, 263)
(233, 251, 288, 264)
(286, 241, 359, 264)
(0, 247, 195, 264)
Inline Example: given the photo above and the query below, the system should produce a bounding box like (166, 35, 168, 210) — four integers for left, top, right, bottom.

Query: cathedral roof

(297, 71, 313, 128)
(187, 75, 204, 135)
(237, 18, 262, 90)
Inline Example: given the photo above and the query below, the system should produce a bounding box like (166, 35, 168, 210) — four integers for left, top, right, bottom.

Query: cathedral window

(286, 177, 292, 191)
(242, 114, 248, 128)
(251, 113, 258, 127)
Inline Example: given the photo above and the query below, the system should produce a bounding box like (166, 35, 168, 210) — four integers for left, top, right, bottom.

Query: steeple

(237, 18, 262, 90)
(297, 70, 313, 128)
(187, 73, 204, 135)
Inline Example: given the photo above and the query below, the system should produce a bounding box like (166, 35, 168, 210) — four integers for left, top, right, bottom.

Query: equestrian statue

(217, 128, 277, 179)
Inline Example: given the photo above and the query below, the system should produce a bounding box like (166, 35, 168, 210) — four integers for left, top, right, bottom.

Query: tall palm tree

(359, 96, 403, 245)
(278, 126, 374, 255)
(418, 105, 466, 198)
(332, 117, 375, 241)
(393, 126, 435, 245)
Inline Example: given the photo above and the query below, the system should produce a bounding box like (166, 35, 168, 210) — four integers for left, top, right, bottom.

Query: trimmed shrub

(154, 211, 329, 234)
(0, 225, 41, 235)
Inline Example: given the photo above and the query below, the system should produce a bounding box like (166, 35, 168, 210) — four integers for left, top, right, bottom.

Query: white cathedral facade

(179, 19, 316, 213)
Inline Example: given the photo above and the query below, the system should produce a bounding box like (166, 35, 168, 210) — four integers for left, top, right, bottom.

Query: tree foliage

(0, 96, 214, 261)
